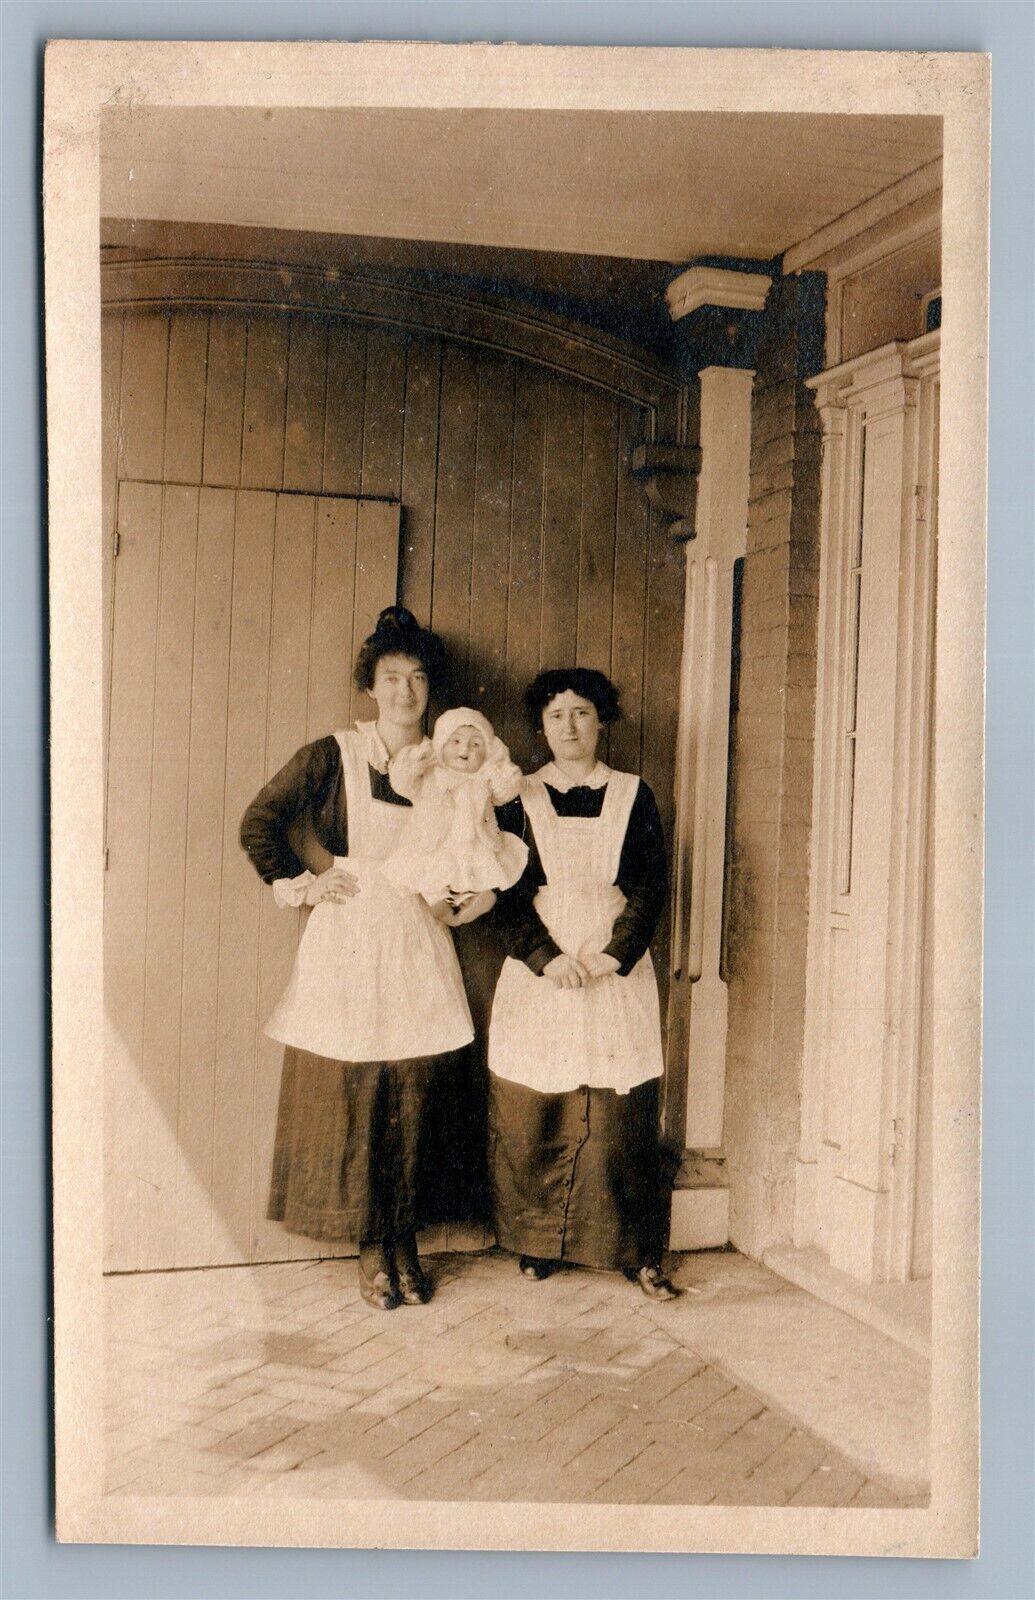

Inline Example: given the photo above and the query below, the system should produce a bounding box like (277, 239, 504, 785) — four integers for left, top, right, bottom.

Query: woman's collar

(537, 760, 611, 792)
(353, 720, 393, 773)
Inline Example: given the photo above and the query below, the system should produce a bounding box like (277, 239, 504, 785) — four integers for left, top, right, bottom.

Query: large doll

(383, 708, 528, 908)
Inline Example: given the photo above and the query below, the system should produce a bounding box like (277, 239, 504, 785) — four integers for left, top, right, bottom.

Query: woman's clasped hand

(540, 951, 621, 987)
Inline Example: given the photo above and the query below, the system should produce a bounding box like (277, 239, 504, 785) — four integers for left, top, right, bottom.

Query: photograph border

(2, 1, 1031, 1594)
(44, 36, 986, 1559)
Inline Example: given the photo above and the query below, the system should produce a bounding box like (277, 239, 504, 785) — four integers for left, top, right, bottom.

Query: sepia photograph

(43, 39, 988, 1557)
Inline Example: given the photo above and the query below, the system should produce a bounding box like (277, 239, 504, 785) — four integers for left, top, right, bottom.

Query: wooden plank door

(104, 483, 400, 1271)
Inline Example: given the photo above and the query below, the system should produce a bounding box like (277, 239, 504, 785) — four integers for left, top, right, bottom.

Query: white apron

(264, 728, 474, 1063)
(488, 765, 664, 1096)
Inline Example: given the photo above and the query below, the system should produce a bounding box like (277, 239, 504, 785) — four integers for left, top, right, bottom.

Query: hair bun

(374, 605, 420, 637)
(354, 605, 445, 695)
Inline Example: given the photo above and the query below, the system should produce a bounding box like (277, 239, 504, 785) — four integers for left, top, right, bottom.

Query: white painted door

(104, 483, 400, 1271)
(795, 334, 939, 1284)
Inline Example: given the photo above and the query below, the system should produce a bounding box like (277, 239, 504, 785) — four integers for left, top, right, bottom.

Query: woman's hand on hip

(581, 951, 621, 980)
(304, 866, 359, 905)
(542, 953, 590, 989)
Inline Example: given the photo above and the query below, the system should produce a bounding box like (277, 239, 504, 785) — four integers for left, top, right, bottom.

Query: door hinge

(112, 528, 121, 559)
(104, 846, 110, 871)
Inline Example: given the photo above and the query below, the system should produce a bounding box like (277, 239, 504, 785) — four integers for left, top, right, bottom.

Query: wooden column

(679, 367, 754, 1147)
(668, 365, 753, 1248)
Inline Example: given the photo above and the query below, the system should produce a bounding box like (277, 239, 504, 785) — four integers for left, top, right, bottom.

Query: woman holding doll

(488, 668, 680, 1301)
(239, 607, 497, 1312)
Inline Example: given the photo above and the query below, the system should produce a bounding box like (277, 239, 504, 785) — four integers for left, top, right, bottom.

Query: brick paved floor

(104, 1250, 929, 1507)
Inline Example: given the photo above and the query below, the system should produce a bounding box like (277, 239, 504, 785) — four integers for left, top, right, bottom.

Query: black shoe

(519, 1255, 557, 1280)
(396, 1264, 433, 1305)
(626, 1264, 680, 1301)
(358, 1246, 401, 1311)
(393, 1235, 433, 1305)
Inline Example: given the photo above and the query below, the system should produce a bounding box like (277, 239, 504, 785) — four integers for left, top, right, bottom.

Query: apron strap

(525, 767, 640, 885)
(334, 728, 372, 855)
(521, 776, 562, 878)
(598, 770, 640, 883)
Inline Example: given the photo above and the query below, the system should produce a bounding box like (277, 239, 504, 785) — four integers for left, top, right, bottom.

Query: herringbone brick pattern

(104, 1251, 927, 1506)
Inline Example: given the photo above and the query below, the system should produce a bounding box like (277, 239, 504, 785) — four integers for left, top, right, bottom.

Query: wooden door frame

(795, 332, 940, 1285)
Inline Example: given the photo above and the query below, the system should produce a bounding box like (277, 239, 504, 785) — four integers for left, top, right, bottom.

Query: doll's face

(440, 725, 487, 772)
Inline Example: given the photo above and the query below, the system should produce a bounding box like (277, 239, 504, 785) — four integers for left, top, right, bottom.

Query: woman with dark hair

(240, 607, 493, 1311)
(488, 667, 679, 1300)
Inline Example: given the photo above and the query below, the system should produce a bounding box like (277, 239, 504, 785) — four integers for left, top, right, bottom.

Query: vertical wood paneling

(642, 384, 684, 826)
(99, 482, 385, 1272)
(241, 316, 289, 489)
(540, 379, 584, 669)
(307, 499, 358, 740)
(283, 318, 329, 490)
(432, 344, 480, 698)
(643, 506, 683, 1007)
(322, 321, 366, 495)
(609, 401, 650, 776)
(503, 368, 549, 768)
(251, 497, 318, 1259)
(643, 502, 684, 806)
(399, 338, 441, 626)
(213, 491, 278, 1262)
(163, 312, 209, 483)
(361, 328, 407, 500)
(173, 488, 236, 1267)
(104, 481, 163, 1269)
(118, 314, 169, 483)
(349, 501, 403, 726)
(469, 355, 514, 731)
(202, 313, 247, 486)
(577, 389, 619, 677)
(138, 486, 199, 1264)
(104, 298, 687, 1270)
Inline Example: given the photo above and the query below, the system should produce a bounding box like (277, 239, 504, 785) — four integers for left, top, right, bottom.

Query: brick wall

(722, 273, 825, 1259)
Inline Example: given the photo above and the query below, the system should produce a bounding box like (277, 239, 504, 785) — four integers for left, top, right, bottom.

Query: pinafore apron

(265, 728, 473, 1063)
(488, 766, 664, 1095)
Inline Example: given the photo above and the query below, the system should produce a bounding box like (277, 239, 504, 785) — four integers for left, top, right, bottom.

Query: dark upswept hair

(353, 606, 447, 694)
(525, 667, 621, 731)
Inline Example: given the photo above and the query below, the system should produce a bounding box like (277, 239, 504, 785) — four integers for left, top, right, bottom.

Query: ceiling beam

(783, 158, 942, 275)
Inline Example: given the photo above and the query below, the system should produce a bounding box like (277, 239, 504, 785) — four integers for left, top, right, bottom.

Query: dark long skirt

(488, 1073, 671, 1271)
(267, 1045, 477, 1244)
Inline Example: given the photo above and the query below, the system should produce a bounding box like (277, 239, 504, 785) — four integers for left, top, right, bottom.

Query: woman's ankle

(393, 1233, 420, 1273)
(358, 1240, 392, 1279)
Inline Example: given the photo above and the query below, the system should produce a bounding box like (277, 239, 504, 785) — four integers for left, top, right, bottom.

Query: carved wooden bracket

(665, 264, 774, 373)
(631, 442, 701, 538)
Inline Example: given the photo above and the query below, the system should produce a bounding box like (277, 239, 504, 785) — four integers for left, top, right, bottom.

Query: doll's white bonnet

(431, 707, 501, 761)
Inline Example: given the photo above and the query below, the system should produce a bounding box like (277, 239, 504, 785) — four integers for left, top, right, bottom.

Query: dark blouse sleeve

(239, 736, 342, 884)
(604, 780, 669, 976)
(489, 801, 561, 975)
